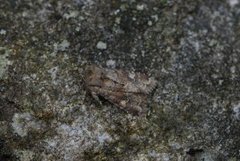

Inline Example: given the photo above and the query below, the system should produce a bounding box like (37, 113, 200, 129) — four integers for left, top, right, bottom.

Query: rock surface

(0, 0, 240, 160)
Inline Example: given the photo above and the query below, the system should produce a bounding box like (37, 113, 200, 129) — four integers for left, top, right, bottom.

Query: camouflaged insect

(84, 65, 157, 115)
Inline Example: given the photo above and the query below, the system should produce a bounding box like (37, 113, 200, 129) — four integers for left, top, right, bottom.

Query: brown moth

(84, 65, 157, 115)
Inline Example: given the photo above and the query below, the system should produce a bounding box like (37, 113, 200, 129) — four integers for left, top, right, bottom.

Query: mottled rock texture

(0, 0, 240, 160)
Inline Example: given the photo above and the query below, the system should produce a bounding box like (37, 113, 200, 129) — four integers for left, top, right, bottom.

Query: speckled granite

(0, 0, 240, 160)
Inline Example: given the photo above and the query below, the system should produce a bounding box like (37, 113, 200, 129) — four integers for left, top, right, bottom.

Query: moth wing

(104, 69, 157, 94)
(100, 91, 148, 115)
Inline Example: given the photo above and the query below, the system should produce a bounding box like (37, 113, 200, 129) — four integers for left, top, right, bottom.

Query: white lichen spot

(151, 15, 159, 22)
(63, 11, 79, 20)
(44, 114, 113, 160)
(115, 17, 121, 24)
(82, 0, 95, 6)
(96, 41, 107, 50)
(129, 72, 136, 79)
(232, 103, 240, 120)
(54, 40, 70, 52)
(130, 53, 137, 59)
(75, 26, 80, 32)
(48, 66, 59, 85)
(12, 113, 46, 137)
(114, 9, 120, 15)
(168, 142, 181, 150)
(228, 0, 239, 7)
(97, 132, 112, 144)
(194, 41, 200, 52)
(106, 59, 116, 68)
(120, 4, 127, 11)
(211, 74, 218, 79)
(133, 153, 148, 161)
(0, 29, 6, 35)
(148, 151, 170, 161)
(136, 4, 145, 11)
(120, 100, 127, 107)
(133, 151, 170, 161)
(14, 150, 35, 161)
(148, 20, 153, 26)
(230, 66, 236, 79)
(209, 39, 218, 46)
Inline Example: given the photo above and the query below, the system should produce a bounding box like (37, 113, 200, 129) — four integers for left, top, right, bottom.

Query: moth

(84, 65, 157, 115)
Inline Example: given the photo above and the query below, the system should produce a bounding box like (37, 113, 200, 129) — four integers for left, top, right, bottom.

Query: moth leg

(91, 91, 102, 105)
(127, 105, 144, 116)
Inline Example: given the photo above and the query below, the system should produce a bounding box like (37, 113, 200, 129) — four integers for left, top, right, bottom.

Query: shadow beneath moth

(84, 65, 157, 116)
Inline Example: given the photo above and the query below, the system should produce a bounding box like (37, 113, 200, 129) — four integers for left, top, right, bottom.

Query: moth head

(85, 65, 100, 81)
(84, 65, 106, 89)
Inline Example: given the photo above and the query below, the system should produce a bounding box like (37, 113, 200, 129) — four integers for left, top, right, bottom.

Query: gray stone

(0, 0, 239, 160)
